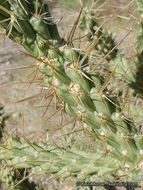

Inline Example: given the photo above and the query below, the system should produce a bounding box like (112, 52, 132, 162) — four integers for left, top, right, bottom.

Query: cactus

(0, 105, 41, 189)
(0, 104, 5, 130)
(80, 8, 118, 60)
(136, 0, 143, 53)
(0, 0, 62, 57)
(0, 103, 5, 143)
(0, 137, 142, 182)
(0, 167, 41, 190)
(0, 0, 142, 189)
(0, 129, 40, 189)
(79, 6, 143, 95)
(130, 0, 143, 94)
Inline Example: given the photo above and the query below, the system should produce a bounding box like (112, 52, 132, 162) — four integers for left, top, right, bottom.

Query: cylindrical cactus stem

(7, 0, 30, 19)
(0, 0, 139, 147)
(109, 56, 136, 85)
(0, 166, 20, 190)
(80, 8, 118, 60)
(131, 0, 143, 94)
(35, 46, 141, 163)
(43, 3, 61, 41)
(80, 8, 136, 82)
(79, 6, 143, 95)
(0, 0, 62, 58)
(0, 104, 4, 126)
(0, 166, 41, 190)
(35, 45, 140, 160)
(0, 137, 142, 182)
(0, 106, 40, 190)
(136, 0, 143, 53)
(0, 104, 5, 139)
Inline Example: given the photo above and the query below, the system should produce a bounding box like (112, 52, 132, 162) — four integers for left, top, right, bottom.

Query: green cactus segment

(35, 45, 141, 161)
(0, 166, 41, 190)
(38, 47, 130, 122)
(0, 107, 39, 190)
(0, 137, 142, 181)
(80, 9, 118, 60)
(90, 88, 113, 117)
(123, 103, 143, 123)
(0, 0, 62, 58)
(132, 53, 143, 92)
(0, 0, 10, 17)
(0, 0, 138, 148)
(111, 113, 136, 135)
(0, 104, 5, 139)
(0, 104, 4, 126)
(8, 0, 29, 18)
(136, 0, 143, 52)
(80, 8, 143, 94)
(64, 62, 90, 93)
(135, 135, 143, 150)
(109, 56, 136, 84)
(0, 167, 21, 190)
(43, 4, 61, 41)
(30, 16, 51, 40)
(131, 1, 143, 94)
